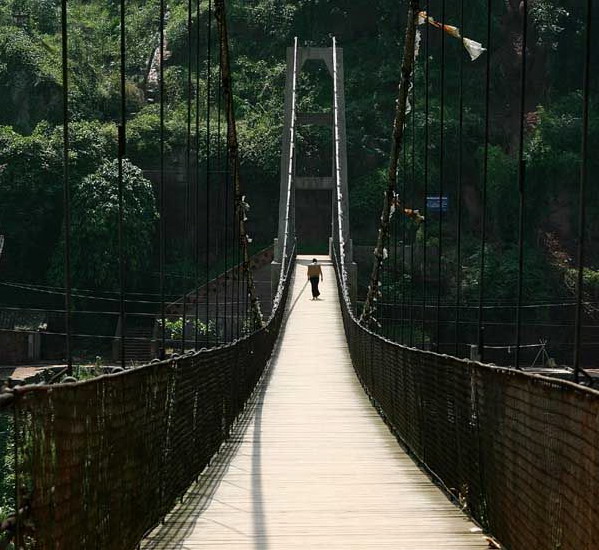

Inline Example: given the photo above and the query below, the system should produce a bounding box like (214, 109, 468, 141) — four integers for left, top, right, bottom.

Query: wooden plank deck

(142, 256, 489, 549)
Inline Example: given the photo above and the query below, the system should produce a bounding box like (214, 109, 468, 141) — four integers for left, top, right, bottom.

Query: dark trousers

(309, 277, 320, 298)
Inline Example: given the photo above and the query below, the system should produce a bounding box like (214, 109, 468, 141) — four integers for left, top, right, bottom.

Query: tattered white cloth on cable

(418, 11, 486, 61)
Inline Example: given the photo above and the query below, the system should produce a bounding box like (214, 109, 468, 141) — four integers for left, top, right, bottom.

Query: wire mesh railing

(0, 248, 295, 549)
(332, 246, 599, 550)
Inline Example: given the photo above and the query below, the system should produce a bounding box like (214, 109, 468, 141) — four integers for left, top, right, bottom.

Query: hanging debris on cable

(390, 192, 425, 224)
(418, 11, 486, 61)
(359, 0, 421, 328)
(214, 0, 264, 329)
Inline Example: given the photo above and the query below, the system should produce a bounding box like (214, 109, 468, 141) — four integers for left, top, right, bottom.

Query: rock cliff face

(2, 73, 61, 134)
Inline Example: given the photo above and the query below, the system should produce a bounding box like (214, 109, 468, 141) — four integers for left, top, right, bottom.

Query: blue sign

(426, 196, 449, 213)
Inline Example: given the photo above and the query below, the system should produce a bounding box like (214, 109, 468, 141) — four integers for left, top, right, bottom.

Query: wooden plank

(142, 256, 489, 549)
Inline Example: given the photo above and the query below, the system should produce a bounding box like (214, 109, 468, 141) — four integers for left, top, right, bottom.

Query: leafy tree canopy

(49, 159, 158, 290)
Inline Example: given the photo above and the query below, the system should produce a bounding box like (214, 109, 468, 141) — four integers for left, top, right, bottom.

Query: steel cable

(60, 0, 72, 375)
(514, 0, 528, 370)
(573, 0, 592, 383)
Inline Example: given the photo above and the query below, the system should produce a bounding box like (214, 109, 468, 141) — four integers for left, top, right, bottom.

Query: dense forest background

(0, 0, 598, 364)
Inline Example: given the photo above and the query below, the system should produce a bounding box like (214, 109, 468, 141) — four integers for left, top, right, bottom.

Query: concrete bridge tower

(273, 43, 357, 302)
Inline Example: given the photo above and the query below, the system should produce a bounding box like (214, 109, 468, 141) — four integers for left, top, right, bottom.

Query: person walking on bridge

(307, 258, 323, 300)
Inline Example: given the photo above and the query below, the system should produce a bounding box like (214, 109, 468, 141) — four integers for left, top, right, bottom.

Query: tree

(0, 125, 62, 281)
(50, 159, 158, 290)
(0, 121, 119, 282)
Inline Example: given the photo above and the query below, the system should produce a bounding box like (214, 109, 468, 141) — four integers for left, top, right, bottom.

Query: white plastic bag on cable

(462, 38, 486, 61)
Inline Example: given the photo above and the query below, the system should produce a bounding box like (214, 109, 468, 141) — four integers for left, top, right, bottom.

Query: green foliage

(159, 317, 216, 341)
(0, 124, 62, 280)
(0, 0, 597, 313)
(530, 1, 568, 48)
(126, 103, 224, 168)
(350, 168, 387, 240)
(126, 106, 162, 165)
(0, 121, 117, 281)
(527, 99, 583, 197)
(49, 120, 118, 180)
(565, 267, 599, 298)
(460, 244, 562, 305)
(7, 0, 60, 34)
(582, 268, 599, 291)
(163, 65, 187, 105)
(0, 25, 61, 132)
(49, 159, 158, 290)
(486, 145, 519, 243)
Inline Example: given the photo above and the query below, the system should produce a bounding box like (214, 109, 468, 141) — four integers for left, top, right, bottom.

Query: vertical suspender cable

(205, 0, 212, 346)
(435, 0, 446, 352)
(514, 0, 528, 370)
(397, 146, 405, 343)
(246, 212, 251, 332)
(60, 0, 72, 375)
(117, 0, 127, 369)
(234, 181, 240, 340)
(218, 44, 226, 342)
(477, 0, 492, 361)
(159, 0, 166, 357)
(454, 0, 465, 356)
(421, 0, 430, 349)
(236, 191, 241, 339)
(224, 100, 232, 342)
(409, 81, 416, 347)
(194, 0, 201, 348)
(383, 207, 390, 332)
(182, 0, 193, 353)
(574, 0, 592, 383)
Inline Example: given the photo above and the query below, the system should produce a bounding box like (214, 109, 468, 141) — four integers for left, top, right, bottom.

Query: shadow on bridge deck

(141, 256, 489, 549)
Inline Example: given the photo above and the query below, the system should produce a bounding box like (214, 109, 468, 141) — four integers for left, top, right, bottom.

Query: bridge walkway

(142, 256, 489, 549)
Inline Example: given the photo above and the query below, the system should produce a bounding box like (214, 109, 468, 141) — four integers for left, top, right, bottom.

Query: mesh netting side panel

(15, 363, 172, 548)
(335, 263, 599, 550)
(475, 369, 599, 550)
(11, 276, 290, 549)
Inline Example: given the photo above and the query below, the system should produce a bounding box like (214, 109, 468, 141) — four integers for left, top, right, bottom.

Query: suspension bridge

(0, 0, 598, 549)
